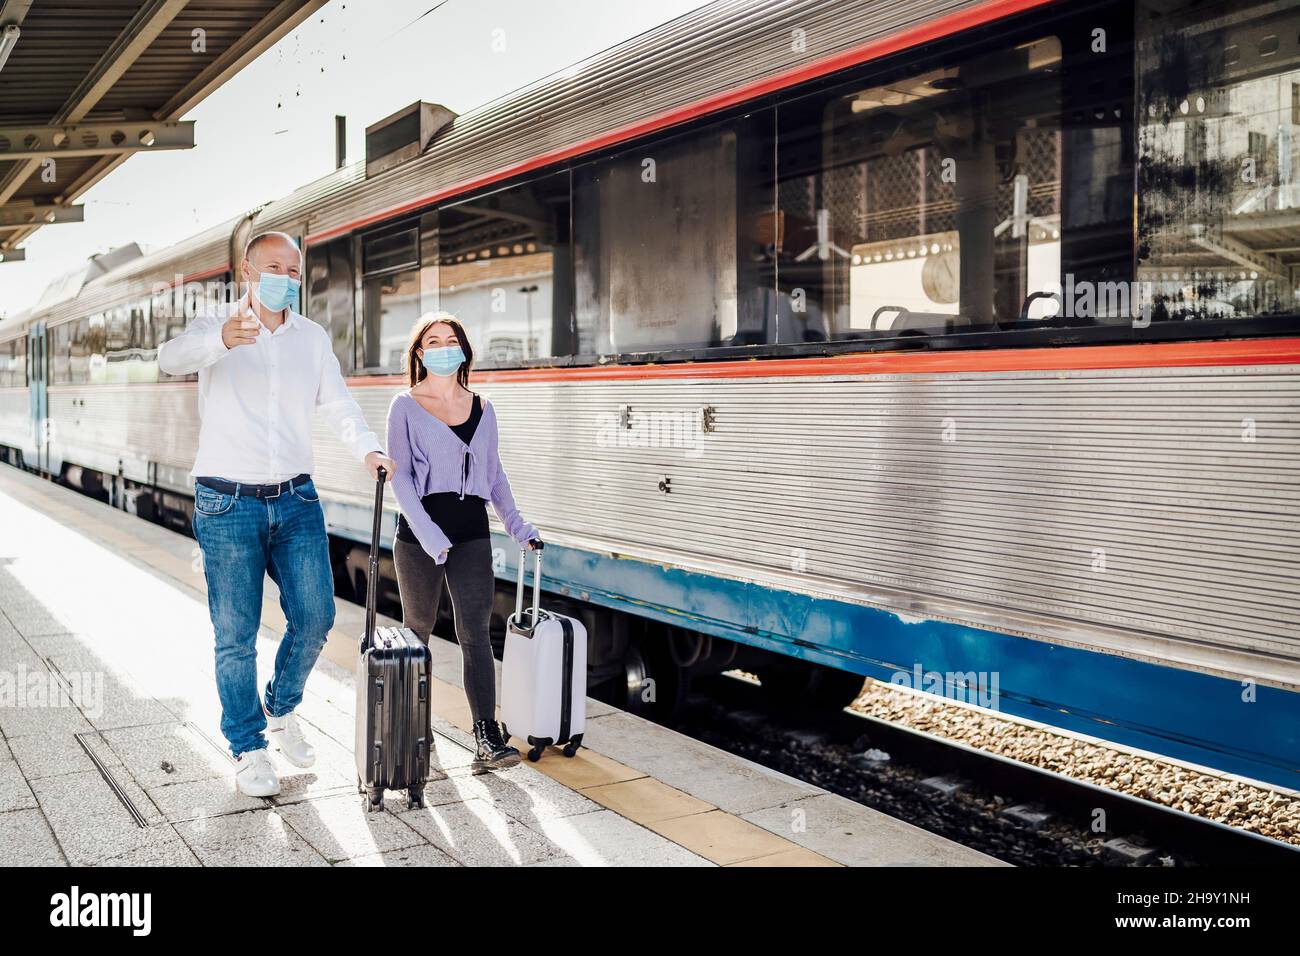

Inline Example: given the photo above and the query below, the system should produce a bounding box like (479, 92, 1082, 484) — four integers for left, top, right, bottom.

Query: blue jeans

(192, 478, 335, 759)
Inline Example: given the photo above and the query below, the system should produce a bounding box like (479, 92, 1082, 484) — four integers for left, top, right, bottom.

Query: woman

(387, 311, 541, 773)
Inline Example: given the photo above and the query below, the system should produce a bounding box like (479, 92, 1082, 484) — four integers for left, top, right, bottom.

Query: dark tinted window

(574, 113, 776, 353)
(306, 235, 358, 372)
(775, 9, 1134, 338)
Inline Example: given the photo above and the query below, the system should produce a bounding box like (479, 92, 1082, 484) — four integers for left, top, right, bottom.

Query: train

(1, 0, 1297, 788)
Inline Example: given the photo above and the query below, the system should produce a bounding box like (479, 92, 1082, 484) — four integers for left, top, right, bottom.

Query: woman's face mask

(421, 345, 465, 377)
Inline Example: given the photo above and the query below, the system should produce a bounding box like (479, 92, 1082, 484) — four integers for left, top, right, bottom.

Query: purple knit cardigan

(386, 391, 538, 563)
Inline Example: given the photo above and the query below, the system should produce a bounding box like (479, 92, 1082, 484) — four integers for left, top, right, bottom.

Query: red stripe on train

(344, 338, 1300, 386)
(307, 0, 1055, 246)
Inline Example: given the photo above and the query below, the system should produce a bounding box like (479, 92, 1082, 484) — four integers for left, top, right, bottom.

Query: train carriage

(1, 0, 1298, 788)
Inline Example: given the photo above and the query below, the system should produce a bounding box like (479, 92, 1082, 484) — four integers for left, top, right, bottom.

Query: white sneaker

(266, 710, 315, 768)
(234, 748, 281, 797)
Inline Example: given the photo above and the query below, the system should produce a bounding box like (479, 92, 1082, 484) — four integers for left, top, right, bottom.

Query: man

(159, 231, 393, 797)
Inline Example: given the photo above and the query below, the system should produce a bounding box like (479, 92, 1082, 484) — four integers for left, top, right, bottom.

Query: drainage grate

(73, 732, 148, 829)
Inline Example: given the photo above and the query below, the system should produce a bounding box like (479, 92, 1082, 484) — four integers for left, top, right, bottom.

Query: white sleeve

(316, 339, 383, 462)
(157, 311, 229, 375)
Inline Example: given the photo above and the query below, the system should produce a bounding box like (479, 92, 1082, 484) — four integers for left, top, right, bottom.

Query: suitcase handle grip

(362, 467, 387, 654)
(512, 546, 543, 631)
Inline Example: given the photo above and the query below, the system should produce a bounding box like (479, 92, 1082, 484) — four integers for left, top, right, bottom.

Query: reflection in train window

(573, 113, 776, 353)
(437, 171, 573, 363)
(1137, 0, 1300, 320)
(0, 337, 24, 387)
(776, 9, 1134, 338)
(69, 318, 92, 385)
(50, 323, 70, 384)
(360, 224, 421, 371)
(306, 235, 358, 373)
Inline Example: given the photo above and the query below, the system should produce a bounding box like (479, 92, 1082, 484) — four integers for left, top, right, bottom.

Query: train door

(25, 322, 47, 475)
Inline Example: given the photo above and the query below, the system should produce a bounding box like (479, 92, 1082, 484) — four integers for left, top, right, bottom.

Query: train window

(68, 317, 92, 385)
(0, 338, 21, 387)
(1137, 0, 1300, 321)
(106, 306, 130, 353)
(86, 314, 107, 384)
(359, 224, 420, 371)
(306, 235, 358, 373)
(775, 10, 1134, 338)
(438, 171, 574, 363)
(129, 300, 154, 352)
(573, 113, 776, 353)
(50, 323, 70, 384)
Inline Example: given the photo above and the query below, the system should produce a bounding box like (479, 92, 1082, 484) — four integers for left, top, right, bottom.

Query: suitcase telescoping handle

(513, 545, 543, 631)
(362, 466, 386, 654)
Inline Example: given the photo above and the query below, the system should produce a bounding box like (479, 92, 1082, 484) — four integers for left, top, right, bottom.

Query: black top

(395, 394, 489, 548)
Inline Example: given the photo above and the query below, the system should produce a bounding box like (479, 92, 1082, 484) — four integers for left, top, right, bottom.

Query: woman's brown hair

(404, 311, 473, 389)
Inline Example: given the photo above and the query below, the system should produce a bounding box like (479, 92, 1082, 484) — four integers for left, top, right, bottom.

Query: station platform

(0, 465, 999, 867)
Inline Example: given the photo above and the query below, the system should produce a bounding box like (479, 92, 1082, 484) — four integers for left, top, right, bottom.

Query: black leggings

(393, 536, 497, 724)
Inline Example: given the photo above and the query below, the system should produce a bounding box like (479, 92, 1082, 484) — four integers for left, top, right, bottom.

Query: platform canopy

(0, 0, 327, 261)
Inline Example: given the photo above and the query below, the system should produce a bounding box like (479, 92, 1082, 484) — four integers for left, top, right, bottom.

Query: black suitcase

(355, 468, 432, 812)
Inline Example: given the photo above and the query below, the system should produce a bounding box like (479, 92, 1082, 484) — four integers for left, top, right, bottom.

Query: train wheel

(757, 660, 865, 717)
(620, 637, 687, 721)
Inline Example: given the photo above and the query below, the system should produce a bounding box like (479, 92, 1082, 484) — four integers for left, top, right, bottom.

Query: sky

(0, 0, 711, 318)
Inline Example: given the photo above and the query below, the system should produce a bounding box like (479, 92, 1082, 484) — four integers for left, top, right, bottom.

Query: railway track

(674, 673, 1300, 867)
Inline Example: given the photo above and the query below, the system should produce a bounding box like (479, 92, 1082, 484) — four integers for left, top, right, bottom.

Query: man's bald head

(243, 231, 301, 270)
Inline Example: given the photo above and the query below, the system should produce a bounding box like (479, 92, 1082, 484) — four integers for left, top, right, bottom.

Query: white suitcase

(501, 547, 586, 761)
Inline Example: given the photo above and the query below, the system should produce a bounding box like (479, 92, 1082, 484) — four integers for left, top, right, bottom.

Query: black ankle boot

(472, 719, 521, 773)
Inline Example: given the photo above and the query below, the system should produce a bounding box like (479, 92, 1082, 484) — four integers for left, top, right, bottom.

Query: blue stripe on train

(490, 532, 1300, 791)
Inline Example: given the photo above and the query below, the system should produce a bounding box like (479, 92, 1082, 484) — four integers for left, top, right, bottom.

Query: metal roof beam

(0, 1, 327, 253)
(156, 0, 328, 120)
(0, 119, 195, 160)
(0, 202, 84, 229)
(0, 0, 190, 210)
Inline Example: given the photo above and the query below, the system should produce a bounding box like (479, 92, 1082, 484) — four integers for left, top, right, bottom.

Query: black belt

(195, 473, 311, 499)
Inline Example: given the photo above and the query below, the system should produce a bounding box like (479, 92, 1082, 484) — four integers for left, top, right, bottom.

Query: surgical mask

(421, 345, 465, 377)
(250, 271, 301, 312)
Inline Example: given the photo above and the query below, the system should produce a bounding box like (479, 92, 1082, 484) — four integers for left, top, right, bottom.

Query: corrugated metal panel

(251, 0, 1015, 239)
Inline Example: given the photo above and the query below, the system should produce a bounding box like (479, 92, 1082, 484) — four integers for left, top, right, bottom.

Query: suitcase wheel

(407, 785, 426, 810)
(563, 741, 581, 758)
(527, 745, 544, 762)
(363, 788, 384, 813)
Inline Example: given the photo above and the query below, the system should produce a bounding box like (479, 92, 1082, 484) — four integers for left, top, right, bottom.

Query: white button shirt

(158, 294, 382, 483)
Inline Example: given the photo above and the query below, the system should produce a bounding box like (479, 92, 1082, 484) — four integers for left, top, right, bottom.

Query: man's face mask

(249, 268, 301, 312)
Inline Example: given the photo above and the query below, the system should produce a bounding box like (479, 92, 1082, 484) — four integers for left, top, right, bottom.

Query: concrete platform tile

(174, 807, 331, 866)
(0, 807, 67, 865)
(394, 797, 563, 866)
(742, 794, 1005, 867)
(335, 844, 460, 867)
(4, 731, 97, 780)
(100, 721, 231, 789)
(146, 775, 272, 823)
(275, 792, 430, 862)
(726, 846, 842, 867)
(29, 769, 167, 865)
(583, 712, 820, 815)
(0, 756, 38, 812)
(528, 809, 715, 867)
(581, 776, 714, 824)
(647, 808, 797, 865)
